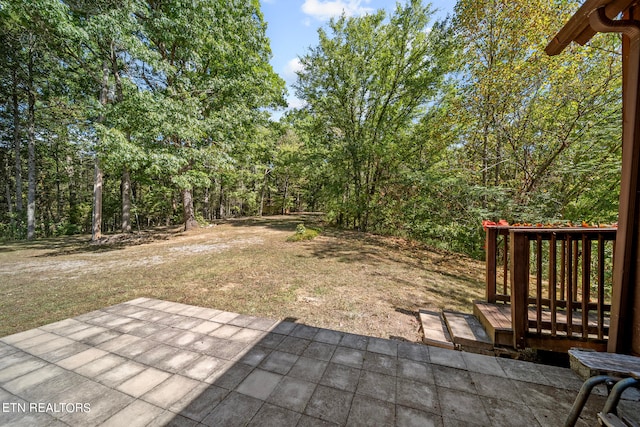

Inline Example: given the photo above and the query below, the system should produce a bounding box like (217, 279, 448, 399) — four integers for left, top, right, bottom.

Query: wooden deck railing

(485, 226, 617, 350)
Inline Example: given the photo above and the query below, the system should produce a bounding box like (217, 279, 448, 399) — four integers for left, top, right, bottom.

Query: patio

(0, 298, 635, 426)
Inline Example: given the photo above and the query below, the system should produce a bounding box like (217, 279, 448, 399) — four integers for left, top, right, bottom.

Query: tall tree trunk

(92, 61, 109, 241)
(121, 166, 131, 233)
(12, 67, 23, 215)
(182, 188, 198, 230)
(26, 36, 36, 240)
(203, 187, 210, 221)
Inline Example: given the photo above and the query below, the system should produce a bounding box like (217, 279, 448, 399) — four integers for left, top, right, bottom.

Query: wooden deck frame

(547, 0, 640, 355)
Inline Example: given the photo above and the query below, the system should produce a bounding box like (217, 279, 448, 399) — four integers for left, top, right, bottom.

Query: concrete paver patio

(0, 298, 637, 426)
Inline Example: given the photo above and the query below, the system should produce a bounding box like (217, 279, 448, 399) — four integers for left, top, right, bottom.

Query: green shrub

(287, 223, 320, 241)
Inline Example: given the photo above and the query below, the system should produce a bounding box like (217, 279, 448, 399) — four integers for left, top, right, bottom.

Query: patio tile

(97, 333, 142, 352)
(190, 320, 222, 335)
(247, 403, 301, 427)
(127, 322, 167, 337)
(259, 350, 298, 375)
(396, 378, 440, 413)
(297, 415, 340, 426)
(338, 333, 369, 350)
(11, 332, 59, 350)
(0, 358, 47, 384)
(0, 351, 32, 370)
(116, 367, 171, 398)
(201, 391, 263, 427)
(320, 362, 361, 392)
(141, 374, 200, 408)
(398, 342, 430, 363)
(3, 365, 65, 395)
(428, 346, 466, 369)
(53, 381, 124, 423)
(19, 370, 88, 401)
(313, 329, 343, 345)
(433, 365, 475, 392)
(21, 336, 75, 357)
(104, 303, 144, 316)
(66, 325, 108, 341)
(228, 314, 259, 328)
(75, 354, 128, 378)
(95, 360, 147, 387)
(209, 324, 242, 339)
(267, 376, 316, 412)
(236, 369, 283, 400)
(259, 332, 286, 349)
(0, 341, 16, 357)
(237, 346, 272, 367)
(57, 348, 108, 370)
(438, 386, 490, 425)
(163, 330, 204, 347)
(205, 340, 248, 360)
(169, 383, 227, 421)
(397, 358, 434, 384)
(129, 309, 171, 323)
(356, 370, 396, 403)
(208, 362, 253, 388)
(177, 305, 211, 318)
(146, 327, 182, 343)
(135, 344, 179, 365)
(288, 356, 328, 383)
(100, 399, 164, 427)
(331, 347, 365, 369)
(362, 352, 396, 376)
(461, 352, 506, 377)
(246, 317, 279, 331)
(303, 341, 337, 361)
(188, 335, 226, 354)
(271, 321, 297, 335)
(291, 324, 319, 340)
(304, 384, 354, 425)
(277, 336, 311, 356)
(156, 349, 201, 373)
(0, 328, 46, 345)
(514, 380, 577, 411)
(172, 317, 204, 330)
(367, 337, 398, 357)
(210, 311, 240, 324)
(38, 340, 90, 363)
(230, 328, 266, 344)
(80, 329, 122, 346)
(40, 318, 88, 335)
(396, 405, 443, 427)
(496, 357, 552, 385)
(469, 371, 523, 404)
(482, 397, 540, 427)
(346, 394, 395, 427)
(73, 309, 104, 322)
(111, 338, 158, 359)
(182, 355, 227, 381)
(0, 409, 64, 427)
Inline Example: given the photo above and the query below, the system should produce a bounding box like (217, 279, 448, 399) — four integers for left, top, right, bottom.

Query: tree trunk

(121, 166, 131, 233)
(12, 67, 23, 215)
(182, 188, 198, 231)
(26, 36, 36, 240)
(92, 159, 103, 240)
(203, 187, 210, 221)
(92, 61, 109, 241)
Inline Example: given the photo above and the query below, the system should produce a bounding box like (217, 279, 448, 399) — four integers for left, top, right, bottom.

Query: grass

(0, 214, 486, 342)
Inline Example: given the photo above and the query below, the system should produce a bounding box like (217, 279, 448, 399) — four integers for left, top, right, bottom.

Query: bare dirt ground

(0, 214, 486, 341)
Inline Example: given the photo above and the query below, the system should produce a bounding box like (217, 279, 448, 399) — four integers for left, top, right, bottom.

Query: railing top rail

(486, 225, 617, 236)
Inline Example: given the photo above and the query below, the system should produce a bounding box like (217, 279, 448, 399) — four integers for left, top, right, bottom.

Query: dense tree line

(1, 0, 623, 259)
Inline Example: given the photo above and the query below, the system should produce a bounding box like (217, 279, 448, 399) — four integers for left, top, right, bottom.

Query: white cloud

(301, 0, 373, 21)
(283, 58, 304, 81)
(287, 96, 307, 109)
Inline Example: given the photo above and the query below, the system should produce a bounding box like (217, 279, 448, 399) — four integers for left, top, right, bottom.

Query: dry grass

(0, 214, 486, 342)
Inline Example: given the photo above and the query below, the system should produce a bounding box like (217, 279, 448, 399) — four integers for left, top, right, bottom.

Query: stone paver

(0, 298, 630, 426)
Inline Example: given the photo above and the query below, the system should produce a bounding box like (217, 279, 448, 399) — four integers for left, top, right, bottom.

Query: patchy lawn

(0, 214, 486, 342)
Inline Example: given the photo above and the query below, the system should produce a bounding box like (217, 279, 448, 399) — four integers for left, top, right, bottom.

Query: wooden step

(442, 310, 494, 351)
(419, 309, 454, 350)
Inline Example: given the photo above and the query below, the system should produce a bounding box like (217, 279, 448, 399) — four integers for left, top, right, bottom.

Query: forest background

(0, 0, 623, 259)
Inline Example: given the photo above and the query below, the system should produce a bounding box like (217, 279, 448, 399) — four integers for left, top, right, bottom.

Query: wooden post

(510, 230, 530, 349)
(486, 227, 498, 303)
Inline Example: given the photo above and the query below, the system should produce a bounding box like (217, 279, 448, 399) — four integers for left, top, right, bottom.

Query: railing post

(486, 227, 498, 303)
(510, 230, 530, 349)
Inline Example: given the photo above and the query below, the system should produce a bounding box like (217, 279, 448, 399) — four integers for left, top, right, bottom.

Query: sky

(260, 0, 456, 119)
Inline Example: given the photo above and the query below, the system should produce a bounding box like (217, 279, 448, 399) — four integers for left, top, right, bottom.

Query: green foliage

(287, 224, 320, 242)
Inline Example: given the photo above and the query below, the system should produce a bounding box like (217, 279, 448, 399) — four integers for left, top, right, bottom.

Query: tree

(296, 0, 453, 230)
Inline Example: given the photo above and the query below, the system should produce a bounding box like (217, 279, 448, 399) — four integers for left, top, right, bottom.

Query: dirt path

(0, 215, 486, 341)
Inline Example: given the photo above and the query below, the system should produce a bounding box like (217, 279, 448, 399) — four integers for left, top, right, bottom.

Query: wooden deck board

(474, 301, 610, 351)
(443, 311, 493, 351)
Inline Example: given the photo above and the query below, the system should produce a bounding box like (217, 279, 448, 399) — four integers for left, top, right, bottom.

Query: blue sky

(260, 0, 455, 119)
